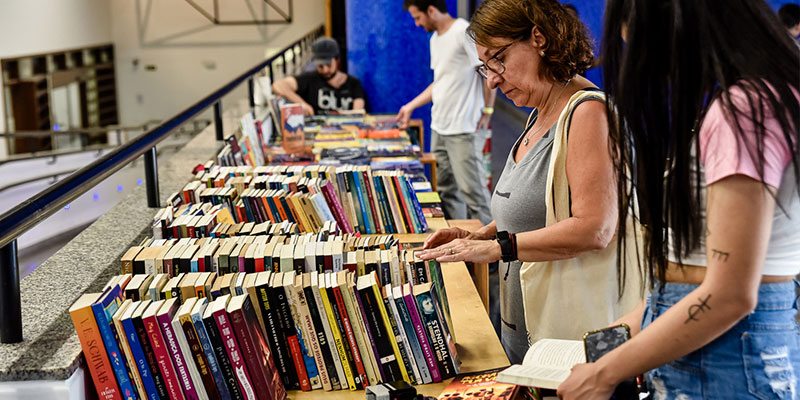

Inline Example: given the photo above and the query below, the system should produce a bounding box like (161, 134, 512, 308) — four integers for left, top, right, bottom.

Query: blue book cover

(373, 176, 396, 234)
(393, 290, 432, 383)
(190, 300, 232, 400)
(91, 286, 138, 400)
(241, 193, 256, 223)
(350, 170, 373, 234)
(403, 175, 428, 233)
(120, 303, 160, 400)
(279, 196, 296, 223)
(348, 171, 369, 234)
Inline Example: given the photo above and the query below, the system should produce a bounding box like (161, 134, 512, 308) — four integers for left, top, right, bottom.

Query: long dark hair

(602, 0, 800, 284)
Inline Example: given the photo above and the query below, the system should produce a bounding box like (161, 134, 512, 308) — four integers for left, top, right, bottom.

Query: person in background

(398, 0, 495, 225)
(558, 0, 800, 398)
(778, 3, 800, 43)
(417, 0, 643, 363)
(272, 37, 366, 116)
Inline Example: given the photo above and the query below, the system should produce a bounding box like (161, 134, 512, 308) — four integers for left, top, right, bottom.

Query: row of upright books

(73, 243, 457, 399)
(168, 163, 428, 236)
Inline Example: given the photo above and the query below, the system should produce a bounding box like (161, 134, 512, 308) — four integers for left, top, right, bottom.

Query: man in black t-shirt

(272, 37, 366, 115)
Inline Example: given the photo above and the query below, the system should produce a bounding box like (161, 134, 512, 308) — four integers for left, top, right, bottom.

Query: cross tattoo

(685, 294, 712, 324)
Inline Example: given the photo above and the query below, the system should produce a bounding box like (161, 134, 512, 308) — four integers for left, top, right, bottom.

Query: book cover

(280, 104, 305, 153)
(381, 285, 415, 384)
(202, 297, 246, 400)
(311, 272, 346, 390)
(175, 298, 217, 400)
(70, 293, 123, 400)
(320, 273, 358, 390)
(414, 282, 456, 379)
(143, 300, 185, 399)
(331, 273, 367, 389)
(90, 286, 138, 400)
(356, 274, 402, 383)
(360, 168, 383, 234)
(385, 284, 421, 385)
(337, 271, 377, 387)
(402, 283, 441, 382)
(118, 301, 160, 400)
(131, 299, 170, 398)
(211, 295, 258, 400)
(281, 272, 321, 390)
(157, 298, 201, 400)
(191, 298, 233, 400)
(271, 272, 310, 391)
(253, 273, 298, 390)
(438, 368, 521, 400)
(392, 285, 432, 384)
(301, 273, 337, 391)
(293, 274, 329, 390)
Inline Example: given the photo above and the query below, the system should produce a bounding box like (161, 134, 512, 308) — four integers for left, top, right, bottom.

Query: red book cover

(228, 295, 287, 400)
(320, 180, 354, 234)
(437, 368, 521, 400)
(157, 299, 199, 400)
(272, 280, 311, 391)
(392, 175, 415, 233)
(70, 293, 123, 400)
(212, 297, 259, 400)
(280, 104, 305, 153)
(142, 301, 185, 400)
(255, 255, 265, 273)
(360, 170, 382, 234)
(331, 284, 367, 388)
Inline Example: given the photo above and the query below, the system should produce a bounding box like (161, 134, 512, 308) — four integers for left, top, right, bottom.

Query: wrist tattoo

(684, 294, 712, 324)
(711, 249, 730, 262)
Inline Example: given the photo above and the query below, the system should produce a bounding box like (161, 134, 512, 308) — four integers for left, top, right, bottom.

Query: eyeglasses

(476, 42, 514, 79)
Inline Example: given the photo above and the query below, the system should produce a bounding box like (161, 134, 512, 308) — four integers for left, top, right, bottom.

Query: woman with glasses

(417, 0, 644, 363)
(558, 0, 800, 398)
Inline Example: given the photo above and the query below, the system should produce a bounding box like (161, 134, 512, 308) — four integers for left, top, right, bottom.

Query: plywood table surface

(286, 260, 509, 399)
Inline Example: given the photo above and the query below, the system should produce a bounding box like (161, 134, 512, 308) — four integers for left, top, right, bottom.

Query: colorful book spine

(273, 284, 311, 390)
(121, 312, 161, 399)
(144, 308, 185, 399)
(320, 180, 354, 234)
(133, 310, 169, 398)
(348, 171, 370, 234)
(192, 310, 233, 400)
(90, 290, 137, 400)
(302, 284, 336, 391)
(202, 310, 245, 400)
(331, 284, 367, 388)
(381, 289, 416, 384)
(70, 295, 123, 400)
(311, 275, 346, 390)
(213, 305, 258, 400)
(360, 170, 382, 234)
(256, 285, 298, 390)
(158, 307, 200, 399)
(319, 277, 357, 390)
(177, 313, 218, 399)
(283, 281, 321, 390)
(404, 176, 428, 232)
(415, 288, 456, 379)
(403, 286, 441, 382)
(393, 288, 433, 384)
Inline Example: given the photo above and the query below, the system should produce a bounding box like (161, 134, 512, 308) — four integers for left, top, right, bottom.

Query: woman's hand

(416, 238, 502, 264)
(422, 227, 472, 249)
(557, 363, 617, 400)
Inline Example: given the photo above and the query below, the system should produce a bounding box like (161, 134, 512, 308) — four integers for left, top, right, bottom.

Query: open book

(496, 339, 585, 389)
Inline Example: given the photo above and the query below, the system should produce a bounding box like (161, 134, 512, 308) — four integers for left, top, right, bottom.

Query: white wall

(110, 0, 325, 126)
(0, 0, 112, 153)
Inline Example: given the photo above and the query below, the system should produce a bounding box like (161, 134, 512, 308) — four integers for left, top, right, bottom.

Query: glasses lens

(477, 65, 488, 79)
(487, 58, 504, 75)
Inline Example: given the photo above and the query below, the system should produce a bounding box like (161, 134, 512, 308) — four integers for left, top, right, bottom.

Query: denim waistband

(651, 280, 798, 311)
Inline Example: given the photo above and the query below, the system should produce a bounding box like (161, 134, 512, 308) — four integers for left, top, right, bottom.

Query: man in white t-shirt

(397, 0, 495, 224)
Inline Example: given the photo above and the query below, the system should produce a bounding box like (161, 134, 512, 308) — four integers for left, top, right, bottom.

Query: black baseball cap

(311, 37, 339, 65)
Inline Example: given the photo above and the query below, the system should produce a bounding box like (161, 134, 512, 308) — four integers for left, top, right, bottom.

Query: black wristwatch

(496, 231, 517, 262)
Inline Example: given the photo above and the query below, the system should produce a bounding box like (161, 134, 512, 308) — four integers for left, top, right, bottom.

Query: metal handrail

(0, 120, 163, 138)
(0, 25, 323, 343)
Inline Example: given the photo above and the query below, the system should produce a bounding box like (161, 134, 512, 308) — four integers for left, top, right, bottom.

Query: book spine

(312, 283, 346, 390)
(179, 315, 219, 398)
(133, 316, 169, 399)
(256, 286, 298, 390)
(203, 313, 245, 400)
(337, 171, 359, 233)
(332, 286, 367, 388)
(159, 313, 200, 400)
(351, 284, 383, 383)
(404, 292, 441, 382)
(144, 315, 185, 399)
(360, 170, 382, 234)
(415, 290, 456, 379)
(284, 285, 321, 390)
(394, 296, 433, 384)
(391, 176, 414, 234)
(403, 176, 428, 232)
(295, 287, 330, 390)
(192, 313, 233, 400)
(90, 303, 137, 400)
(372, 177, 395, 234)
(357, 286, 401, 382)
(348, 172, 368, 234)
(320, 181, 354, 234)
(320, 283, 357, 390)
(228, 307, 272, 398)
(380, 293, 415, 384)
(395, 175, 421, 233)
(121, 317, 160, 400)
(70, 307, 124, 400)
(214, 309, 258, 400)
(302, 286, 336, 391)
(274, 286, 311, 391)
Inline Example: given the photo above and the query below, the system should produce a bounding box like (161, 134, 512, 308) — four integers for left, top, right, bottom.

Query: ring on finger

(449, 248, 455, 255)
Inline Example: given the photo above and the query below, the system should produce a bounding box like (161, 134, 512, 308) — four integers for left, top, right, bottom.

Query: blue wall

(346, 0, 457, 151)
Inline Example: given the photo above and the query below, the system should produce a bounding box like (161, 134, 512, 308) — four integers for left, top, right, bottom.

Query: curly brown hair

(467, 0, 593, 83)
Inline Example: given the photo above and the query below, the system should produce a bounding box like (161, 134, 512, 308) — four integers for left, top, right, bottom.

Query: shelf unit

(1, 44, 119, 154)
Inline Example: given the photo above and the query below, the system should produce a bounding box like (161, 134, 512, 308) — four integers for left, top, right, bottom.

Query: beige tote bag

(519, 90, 646, 346)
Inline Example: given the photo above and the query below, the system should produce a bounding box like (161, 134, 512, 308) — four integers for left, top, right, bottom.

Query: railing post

(0, 240, 22, 343)
(281, 54, 287, 75)
(214, 101, 224, 141)
(144, 146, 159, 208)
(248, 77, 255, 109)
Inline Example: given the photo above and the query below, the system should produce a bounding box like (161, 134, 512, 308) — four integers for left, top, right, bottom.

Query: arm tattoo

(711, 249, 730, 262)
(684, 294, 712, 324)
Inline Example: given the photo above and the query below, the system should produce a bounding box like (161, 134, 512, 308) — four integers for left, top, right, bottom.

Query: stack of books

(72, 236, 458, 398)
(173, 163, 429, 235)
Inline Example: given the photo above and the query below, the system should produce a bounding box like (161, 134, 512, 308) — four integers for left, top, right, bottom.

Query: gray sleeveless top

(490, 89, 605, 363)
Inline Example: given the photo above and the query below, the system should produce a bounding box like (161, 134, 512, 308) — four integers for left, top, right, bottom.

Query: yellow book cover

(319, 273, 356, 390)
(370, 275, 410, 382)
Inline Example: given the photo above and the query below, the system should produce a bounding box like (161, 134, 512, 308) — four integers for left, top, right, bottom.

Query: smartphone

(583, 324, 639, 400)
(583, 323, 631, 363)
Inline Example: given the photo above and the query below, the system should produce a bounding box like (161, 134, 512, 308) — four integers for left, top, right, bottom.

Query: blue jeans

(642, 281, 800, 399)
